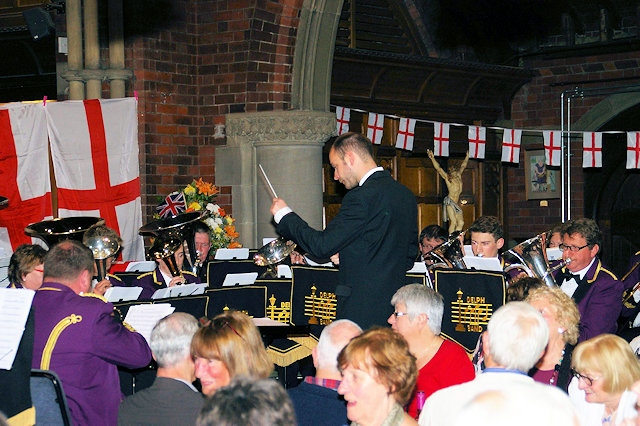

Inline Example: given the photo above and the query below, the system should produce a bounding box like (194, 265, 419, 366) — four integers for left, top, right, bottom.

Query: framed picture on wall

(524, 149, 560, 200)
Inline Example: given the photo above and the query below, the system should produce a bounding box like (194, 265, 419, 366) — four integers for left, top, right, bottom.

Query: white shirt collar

(574, 257, 596, 280)
(359, 166, 383, 186)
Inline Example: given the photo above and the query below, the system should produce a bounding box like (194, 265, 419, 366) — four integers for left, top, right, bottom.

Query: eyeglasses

(33, 268, 44, 273)
(392, 311, 409, 318)
(571, 369, 600, 386)
(559, 243, 589, 252)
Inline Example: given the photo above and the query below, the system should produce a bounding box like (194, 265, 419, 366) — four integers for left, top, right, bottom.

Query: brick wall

(507, 47, 640, 240)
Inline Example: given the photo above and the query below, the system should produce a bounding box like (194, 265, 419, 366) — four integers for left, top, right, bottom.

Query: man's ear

(589, 243, 600, 258)
(481, 331, 490, 356)
(311, 346, 319, 369)
(496, 238, 504, 250)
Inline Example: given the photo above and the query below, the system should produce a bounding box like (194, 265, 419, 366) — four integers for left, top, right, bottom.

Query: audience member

(526, 286, 580, 392)
(191, 310, 273, 396)
(389, 284, 474, 418)
(554, 218, 622, 341)
(83, 223, 125, 296)
(418, 225, 448, 263)
(270, 132, 418, 328)
(196, 377, 296, 426)
(288, 319, 362, 426)
(8, 244, 46, 289)
(118, 312, 203, 426)
(337, 327, 418, 426)
(569, 334, 640, 426)
(420, 302, 573, 425)
(134, 237, 200, 299)
(32, 240, 152, 426)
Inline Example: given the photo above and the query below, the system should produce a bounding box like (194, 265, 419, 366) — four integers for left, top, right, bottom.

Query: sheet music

(105, 286, 143, 303)
(546, 247, 562, 261)
(151, 283, 208, 299)
(0, 288, 35, 370)
(214, 248, 250, 260)
(462, 256, 503, 272)
(407, 262, 427, 274)
(222, 272, 259, 287)
(123, 303, 175, 344)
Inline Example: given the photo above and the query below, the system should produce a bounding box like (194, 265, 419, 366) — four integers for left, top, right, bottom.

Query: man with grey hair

(288, 319, 362, 426)
(118, 312, 203, 426)
(419, 302, 574, 426)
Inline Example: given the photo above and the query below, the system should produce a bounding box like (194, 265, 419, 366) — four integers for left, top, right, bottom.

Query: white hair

(486, 302, 549, 372)
(391, 283, 444, 334)
(150, 312, 199, 368)
(315, 319, 362, 371)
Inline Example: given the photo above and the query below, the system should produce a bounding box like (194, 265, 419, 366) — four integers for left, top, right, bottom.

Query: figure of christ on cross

(427, 150, 469, 235)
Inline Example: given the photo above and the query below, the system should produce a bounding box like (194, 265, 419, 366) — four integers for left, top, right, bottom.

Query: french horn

(503, 233, 571, 287)
(25, 216, 105, 248)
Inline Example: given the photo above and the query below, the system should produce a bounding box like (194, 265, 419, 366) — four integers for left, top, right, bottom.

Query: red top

(406, 339, 475, 418)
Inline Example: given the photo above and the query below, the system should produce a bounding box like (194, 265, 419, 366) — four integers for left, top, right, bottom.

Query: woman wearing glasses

(388, 284, 474, 418)
(569, 333, 640, 426)
(190, 310, 273, 396)
(8, 243, 46, 289)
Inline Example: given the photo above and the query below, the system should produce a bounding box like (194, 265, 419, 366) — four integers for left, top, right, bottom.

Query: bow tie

(556, 269, 581, 284)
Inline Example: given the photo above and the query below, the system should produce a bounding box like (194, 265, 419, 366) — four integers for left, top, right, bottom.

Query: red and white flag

(0, 103, 52, 254)
(627, 132, 640, 169)
(45, 98, 144, 260)
(433, 122, 450, 157)
(501, 129, 522, 163)
(336, 106, 350, 135)
(468, 126, 486, 159)
(583, 132, 602, 168)
(367, 113, 384, 144)
(543, 130, 562, 166)
(395, 118, 416, 151)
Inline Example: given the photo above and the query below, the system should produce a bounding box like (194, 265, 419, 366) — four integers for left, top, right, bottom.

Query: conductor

(270, 132, 418, 328)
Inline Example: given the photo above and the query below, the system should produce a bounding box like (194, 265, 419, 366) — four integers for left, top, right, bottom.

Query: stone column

(216, 111, 335, 248)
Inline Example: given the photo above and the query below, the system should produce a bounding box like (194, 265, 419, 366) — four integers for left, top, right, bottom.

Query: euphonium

(84, 235, 120, 281)
(25, 216, 105, 248)
(503, 233, 571, 287)
(426, 230, 467, 270)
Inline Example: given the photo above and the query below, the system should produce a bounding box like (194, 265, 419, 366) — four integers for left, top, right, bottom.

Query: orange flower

(224, 225, 239, 239)
(195, 178, 219, 197)
(228, 241, 243, 248)
(218, 207, 226, 217)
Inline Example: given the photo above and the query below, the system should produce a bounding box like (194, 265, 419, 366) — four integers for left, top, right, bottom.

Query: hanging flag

(367, 113, 384, 144)
(395, 118, 416, 151)
(627, 132, 640, 169)
(468, 126, 486, 159)
(45, 98, 145, 261)
(433, 122, 450, 157)
(501, 129, 522, 163)
(336, 106, 350, 135)
(543, 130, 562, 166)
(0, 103, 52, 254)
(582, 132, 602, 168)
(156, 192, 186, 218)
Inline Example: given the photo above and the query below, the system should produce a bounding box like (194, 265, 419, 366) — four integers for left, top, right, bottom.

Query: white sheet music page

(0, 288, 35, 370)
(123, 303, 175, 344)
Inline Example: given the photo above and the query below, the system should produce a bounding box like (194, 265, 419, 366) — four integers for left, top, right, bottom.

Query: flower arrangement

(156, 178, 242, 255)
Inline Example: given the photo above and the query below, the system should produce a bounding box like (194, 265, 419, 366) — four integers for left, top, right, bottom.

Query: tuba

(139, 212, 203, 278)
(503, 233, 571, 287)
(83, 234, 120, 281)
(426, 230, 467, 270)
(25, 217, 105, 248)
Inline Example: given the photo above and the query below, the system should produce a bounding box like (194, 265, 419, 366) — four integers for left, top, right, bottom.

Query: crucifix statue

(427, 150, 469, 234)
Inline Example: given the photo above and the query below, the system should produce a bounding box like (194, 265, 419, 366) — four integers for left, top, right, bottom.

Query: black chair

(30, 369, 72, 426)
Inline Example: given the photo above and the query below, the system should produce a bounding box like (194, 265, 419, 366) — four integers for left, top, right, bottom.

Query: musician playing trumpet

(134, 243, 200, 300)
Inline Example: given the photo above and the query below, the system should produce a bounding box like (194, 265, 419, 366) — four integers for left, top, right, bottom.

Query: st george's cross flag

(336, 106, 350, 135)
(45, 98, 145, 261)
(395, 118, 416, 151)
(543, 130, 562, 166)
(0, 103, 52, 254)
(367, 113, 384, 144)
(583, 132, 602, 168)
(627, 132, 640, 169)
(157, 192, 186, 218)
(468, 126, 486, 159)
(433, 122, 450, 157)
(501, 129, 522, 163)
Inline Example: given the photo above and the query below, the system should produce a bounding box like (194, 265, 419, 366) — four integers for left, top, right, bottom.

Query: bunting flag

(627, 131, 640, 169)
(45, 98, 145, 260)
(433, 122, 450, 157)
(367, 113, 384, 144)
(468, 126, 486, 159)
(501, 129, 522, 163)
(583, 132, 602, 168)
(156, 191, 186, 218)
(0, 103, 52, 254)
(336, 106, 350, 135)
(395, 118, 416, 151)
(543, 130, 562, 166)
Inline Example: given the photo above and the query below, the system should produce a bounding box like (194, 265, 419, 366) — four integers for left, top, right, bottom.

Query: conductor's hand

(270, 198, 289, 216)
(92, 279, 111, 296)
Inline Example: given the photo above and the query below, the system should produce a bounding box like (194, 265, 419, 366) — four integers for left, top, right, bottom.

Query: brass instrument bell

(83, 235, 120, 281)
(254, 237, 297, 278)
(25, 216, 105, 248)
(503, 233, 571, 287)
(426, 230, 467, 270)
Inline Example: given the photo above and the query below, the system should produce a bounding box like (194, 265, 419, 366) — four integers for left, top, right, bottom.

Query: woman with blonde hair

(191, 310, 273, 396)
(526, 285, 580, 392)
(338, 327, 418, 426)
(569, 334, 640, 426)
